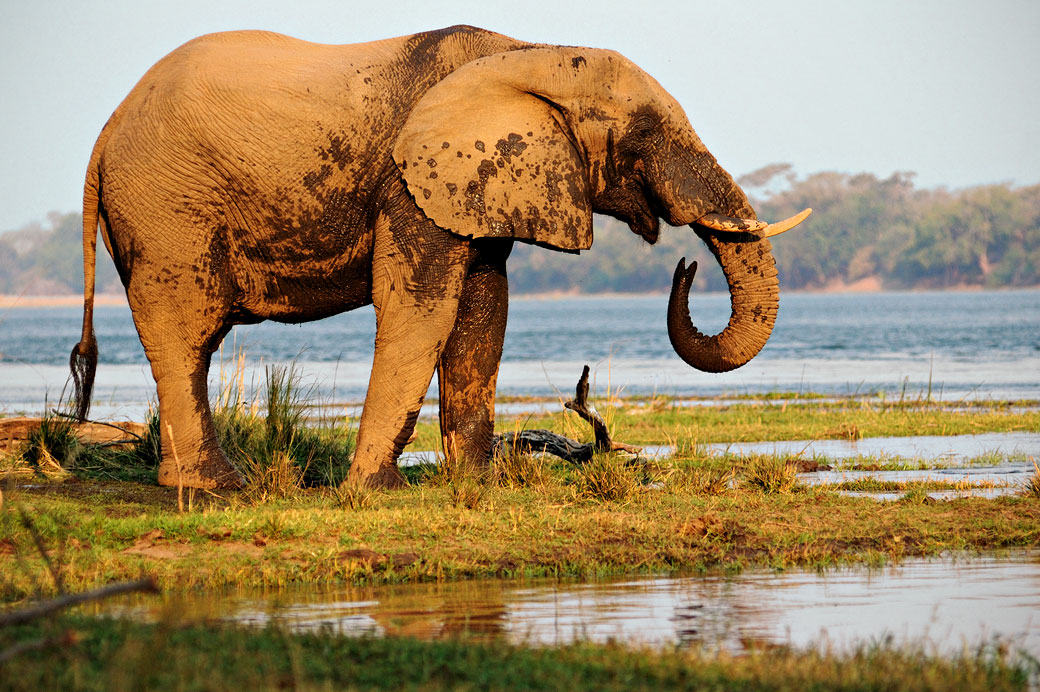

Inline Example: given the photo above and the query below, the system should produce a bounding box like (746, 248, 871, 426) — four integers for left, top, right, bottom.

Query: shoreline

(0, 293, 128, 308)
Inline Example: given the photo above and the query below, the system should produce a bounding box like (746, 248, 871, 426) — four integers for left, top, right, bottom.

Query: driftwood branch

(0, 578, 159, 628)
(51, 410, 146, 443)
(492, 365, 641, 463)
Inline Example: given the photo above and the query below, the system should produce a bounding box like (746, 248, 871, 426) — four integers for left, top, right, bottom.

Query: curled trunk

(667, 228, 779, 373)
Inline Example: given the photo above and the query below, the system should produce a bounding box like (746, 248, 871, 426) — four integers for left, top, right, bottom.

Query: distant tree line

(0, 212, 121, 295)
(2, 166, 1037, 296)
(508, 165, 1040, 293)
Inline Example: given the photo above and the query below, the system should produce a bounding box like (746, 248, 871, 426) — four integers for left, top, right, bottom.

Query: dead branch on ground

(492, 365, 641, 463)
(0, 578, 159, 629)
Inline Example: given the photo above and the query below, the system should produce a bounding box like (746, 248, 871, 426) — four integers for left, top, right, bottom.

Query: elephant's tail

(69, 127, 110, 421)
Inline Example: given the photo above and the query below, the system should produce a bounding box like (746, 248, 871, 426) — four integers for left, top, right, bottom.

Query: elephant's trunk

(667, 228, 779, 373)
(651, 132, 810, 373)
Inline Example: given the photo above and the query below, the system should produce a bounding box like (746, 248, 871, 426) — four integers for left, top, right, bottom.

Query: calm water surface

(91, 553, 1040, 655)
(2, 290, 1038, 418)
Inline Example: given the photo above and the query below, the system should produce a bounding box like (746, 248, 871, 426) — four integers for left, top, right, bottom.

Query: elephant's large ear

(393, 49, 593, 252)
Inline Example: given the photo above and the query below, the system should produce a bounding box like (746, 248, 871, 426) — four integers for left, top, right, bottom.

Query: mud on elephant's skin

(70, 26, 810, 490)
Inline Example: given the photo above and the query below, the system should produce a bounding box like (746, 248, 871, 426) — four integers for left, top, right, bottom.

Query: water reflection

(92, 553, 1040, 655)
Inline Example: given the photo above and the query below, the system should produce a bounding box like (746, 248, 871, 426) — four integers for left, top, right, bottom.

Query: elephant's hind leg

(437, 240, 512, 469)
(126, 281, 242, 489)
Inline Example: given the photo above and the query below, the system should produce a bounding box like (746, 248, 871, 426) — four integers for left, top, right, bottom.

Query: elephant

(70, 25, 810, 490)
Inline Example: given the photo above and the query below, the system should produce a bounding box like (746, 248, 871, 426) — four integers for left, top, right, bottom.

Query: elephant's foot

(346, 461, 408, 490)
(158, 447, 244, 490)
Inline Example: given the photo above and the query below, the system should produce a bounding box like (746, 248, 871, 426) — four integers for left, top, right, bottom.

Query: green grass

(0, 616, 1032, 692)
(1026, 458, 1040, 499)
(2, 392, 1037, 597)
(2, 466, 1038, 600)
(741, 455, 801, 494)
(2, 394, 1038, 690)
(406, 397, 1040, 452)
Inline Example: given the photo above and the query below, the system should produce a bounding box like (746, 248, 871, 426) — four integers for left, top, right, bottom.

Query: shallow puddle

(704, 432, 1040, 465)
(90, 553, 1039, 655)
(705, 432, 1039, 500)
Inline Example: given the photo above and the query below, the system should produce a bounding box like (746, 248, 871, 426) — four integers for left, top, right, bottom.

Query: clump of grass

(68, 409, 162, 484)
(242, 450, 304, 502)
(572, 453, 640, 502)
(899, 486, 936, 505)
(742, 454, 800, 494)
(331, 481, 373, 510)
(430, 444, 490, 510)
(20, 415, 79, 477)
(214, 363, 355, 495)
(828, 422, 862, 441)
(491, 449, 551, 489)
(447, 474, 487, 510)
(666, 463, 734, 495)
(1024, 458, 1040, 499)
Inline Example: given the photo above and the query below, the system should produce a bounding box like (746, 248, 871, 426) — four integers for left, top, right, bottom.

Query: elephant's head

(394, 46, 810, 372)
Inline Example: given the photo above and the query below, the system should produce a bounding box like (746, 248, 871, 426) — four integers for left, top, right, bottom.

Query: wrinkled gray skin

(71, 26, 781, 490)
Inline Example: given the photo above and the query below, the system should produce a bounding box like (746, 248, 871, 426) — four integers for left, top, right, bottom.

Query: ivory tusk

(694, 213, 768, 233)
(762, 207, 812, 238)
(694, 207, 812, 238)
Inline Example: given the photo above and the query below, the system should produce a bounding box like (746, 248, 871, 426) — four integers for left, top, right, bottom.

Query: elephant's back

(114, 31, 396, 128)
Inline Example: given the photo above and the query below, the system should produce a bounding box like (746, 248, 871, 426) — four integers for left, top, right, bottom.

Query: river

(1, 289, 1038, 418)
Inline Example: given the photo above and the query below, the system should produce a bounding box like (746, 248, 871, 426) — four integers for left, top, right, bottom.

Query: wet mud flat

(88, 551, 1039, 656)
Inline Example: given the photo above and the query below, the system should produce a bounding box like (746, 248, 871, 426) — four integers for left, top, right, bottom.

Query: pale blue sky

(2, 0, 1038, 231)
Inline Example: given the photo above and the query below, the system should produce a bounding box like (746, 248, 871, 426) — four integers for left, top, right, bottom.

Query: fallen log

(491, 365, 641, 463)
(0, 416, 146, 455)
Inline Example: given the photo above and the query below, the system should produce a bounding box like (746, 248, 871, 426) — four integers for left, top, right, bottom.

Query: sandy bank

(0, 293, 127, 308)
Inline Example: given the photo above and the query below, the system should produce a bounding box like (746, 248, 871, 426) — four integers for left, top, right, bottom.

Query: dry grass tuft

(742, 454, 800, 494)
(240, 450, 304, 503)
(432, 441, 490, 510)
(572, 453, 640, 502)
(1024, 457, 1040, 499)
(491, 449, 552, 489)
(20, 416, 78, 478)
(331, 481, 373, 510)
(666, 464, 734, 495)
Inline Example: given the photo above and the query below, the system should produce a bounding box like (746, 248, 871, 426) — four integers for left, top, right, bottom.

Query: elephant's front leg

(437, 240, 512, 469)
(345, 213, 471, 489)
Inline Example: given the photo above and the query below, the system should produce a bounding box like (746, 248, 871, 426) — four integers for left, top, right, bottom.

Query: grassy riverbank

(2, 615, 1032, 691)
(2, 396, 1038, 598)
(2, 473, 1037, 599)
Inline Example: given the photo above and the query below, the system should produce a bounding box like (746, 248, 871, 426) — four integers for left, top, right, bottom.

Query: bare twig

(0, 578, 159, 628)
(563, 365, 641, 455)
(166, 423, 184, 513)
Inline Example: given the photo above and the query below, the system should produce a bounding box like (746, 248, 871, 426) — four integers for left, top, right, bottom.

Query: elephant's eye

(630, 121, 654, 140)
(623, 111, 661, 153)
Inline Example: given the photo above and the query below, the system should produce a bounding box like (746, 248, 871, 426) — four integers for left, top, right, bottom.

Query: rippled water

(91, 553, 1040, 655)
(1, 290, 1038, 418)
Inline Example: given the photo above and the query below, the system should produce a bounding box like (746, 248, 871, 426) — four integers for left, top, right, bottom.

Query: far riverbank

(4, 281, 1039, 309)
